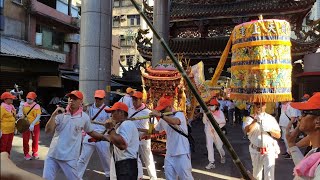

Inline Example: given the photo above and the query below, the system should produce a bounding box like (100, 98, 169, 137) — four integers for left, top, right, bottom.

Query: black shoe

(284, 154, 292, 159)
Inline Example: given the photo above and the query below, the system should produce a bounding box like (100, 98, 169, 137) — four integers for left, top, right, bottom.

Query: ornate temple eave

(170, 0, 316, 21)
(143, 0, 316, 23)
(137, 37, 231, 61)
(137, 37, 320, 61)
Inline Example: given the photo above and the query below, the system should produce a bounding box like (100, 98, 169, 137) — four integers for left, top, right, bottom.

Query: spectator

(286, 92, 320, 179)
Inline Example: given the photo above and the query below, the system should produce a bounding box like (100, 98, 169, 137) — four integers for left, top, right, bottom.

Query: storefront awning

(60, 71, 127, 87)
(0, 36, 65, 63)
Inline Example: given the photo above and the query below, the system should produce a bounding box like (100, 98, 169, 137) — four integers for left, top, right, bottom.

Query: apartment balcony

(29, 0, 79, 30)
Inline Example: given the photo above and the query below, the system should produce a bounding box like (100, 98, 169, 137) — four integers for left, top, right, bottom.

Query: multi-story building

(112, 0, 145, 76)
(0, 0, 120, 106)
(0, 0, 80, 95)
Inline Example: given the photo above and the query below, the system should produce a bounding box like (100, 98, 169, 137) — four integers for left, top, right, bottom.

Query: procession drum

(230, 19, 292, 103)
(16, 116, 30, 133)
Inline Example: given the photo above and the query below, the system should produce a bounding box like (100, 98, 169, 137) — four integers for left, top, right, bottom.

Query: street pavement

(8, 119, 295, 180)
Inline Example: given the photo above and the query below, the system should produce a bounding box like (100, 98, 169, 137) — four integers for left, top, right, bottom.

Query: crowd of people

(0, 87, 319, 180)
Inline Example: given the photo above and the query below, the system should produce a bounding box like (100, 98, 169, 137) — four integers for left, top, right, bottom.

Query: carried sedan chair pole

(129, 0, 250, 179)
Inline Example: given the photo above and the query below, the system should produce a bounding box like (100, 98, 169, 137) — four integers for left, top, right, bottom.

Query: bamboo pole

(129, 0, 250, 179)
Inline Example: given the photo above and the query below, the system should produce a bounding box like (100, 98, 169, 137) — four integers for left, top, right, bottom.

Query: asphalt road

(7, 119, 295, 180)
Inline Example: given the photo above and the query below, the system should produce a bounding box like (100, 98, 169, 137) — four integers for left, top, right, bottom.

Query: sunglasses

(95, 97, 103, 100)
(301, 110, 320, 117)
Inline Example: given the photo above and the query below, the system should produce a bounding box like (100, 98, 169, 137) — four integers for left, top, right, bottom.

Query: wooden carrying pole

(129, 0, 250, 179)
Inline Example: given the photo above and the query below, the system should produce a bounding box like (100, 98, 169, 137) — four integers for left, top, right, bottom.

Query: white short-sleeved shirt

(279, 103, 300, 127)
(113, 120, 140, 162)
(155, 112, 190, 156)
(243, 113, 280, 148)
(119, 94, 133, 109)
(128, 107, 151, 136)
(47, 112, 93, 161)
(88, 103, 110, 133)
(203, 109, 226, 128)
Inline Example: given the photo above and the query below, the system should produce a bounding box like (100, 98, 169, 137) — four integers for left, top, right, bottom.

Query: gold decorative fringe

(230, 93, 292, 103)
(210, 32, 233, 86)
(230, 64, 292, 70)
(231, 40, 291, 50)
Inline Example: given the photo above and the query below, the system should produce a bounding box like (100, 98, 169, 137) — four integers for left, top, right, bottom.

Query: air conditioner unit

(120, 15, 126, 21)
(36, 33, 43, 45)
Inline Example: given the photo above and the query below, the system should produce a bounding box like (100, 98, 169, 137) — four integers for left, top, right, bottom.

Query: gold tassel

(209, 32, 233, 86)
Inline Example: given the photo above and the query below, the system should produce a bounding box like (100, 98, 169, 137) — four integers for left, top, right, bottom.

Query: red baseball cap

(209, 98, 219, 106)
(26, 92, 37, 100)
(291, 92, 320, 110)
(132, 91, 143, 99)
(104, 102, 128, 113)
(1, 92, 16, 100)
(154, 97, 173, 111)
(94, 90, 106, 98)
(67, 90, 84, 100)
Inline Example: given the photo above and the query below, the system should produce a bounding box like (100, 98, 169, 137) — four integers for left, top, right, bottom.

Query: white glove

(17, 113, 24, 119)
(29, 124, 34, 132)
(19, 100, 25, 106)
(18, 100, 25, 118)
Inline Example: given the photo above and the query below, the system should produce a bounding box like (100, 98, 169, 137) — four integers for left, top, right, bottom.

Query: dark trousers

(115, 158, 138, 180)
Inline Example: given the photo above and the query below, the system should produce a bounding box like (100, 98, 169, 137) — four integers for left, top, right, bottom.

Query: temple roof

(169, 0, 316, 21)
(138, 0, 319, 61)
(137, 37, 320, 61)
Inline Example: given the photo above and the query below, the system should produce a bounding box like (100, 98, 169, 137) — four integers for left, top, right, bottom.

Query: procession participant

(104, 102, 140, 180)
(286, 92, 320, 180)
(150, 96, 194, 180)
(226, 99, 235, 125)
(279, 100, 300, 159)
(118, 87, 136, 109)
(0, 92, 16, 155)
(21, 92, 42, 160)
(129, 91, 157, 180)
(243, 102, 281, 180)
(43, 90, 108, 180)
(77, 90, 111, 179)
(203, 99, 226, 169)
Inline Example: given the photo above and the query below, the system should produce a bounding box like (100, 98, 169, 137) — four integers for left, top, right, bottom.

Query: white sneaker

(220, 157, 226, 164)
(205, 162, 215, 169)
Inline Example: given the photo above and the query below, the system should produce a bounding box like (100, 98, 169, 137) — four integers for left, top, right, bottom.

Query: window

(120, 35, 134, 47)
(36, 24, 65, 51)
(120, 0, 131, 7)
(114, 0, 120, 7)
(120, 55, 126, 62)
(113, 0, 132, 7)
(38, 0, 56, 9)
(113, 16, 120, 27)
(127, 15, 140, 26)
(126, 55, 134, 66)
(12, 0, 22, 5)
